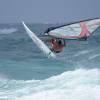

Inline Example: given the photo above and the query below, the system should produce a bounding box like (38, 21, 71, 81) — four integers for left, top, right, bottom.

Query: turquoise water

(0, 23, 100, 100)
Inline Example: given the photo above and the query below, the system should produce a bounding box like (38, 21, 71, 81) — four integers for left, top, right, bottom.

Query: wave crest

(0, 28, 17, 34)
(0, 69, 100, 100)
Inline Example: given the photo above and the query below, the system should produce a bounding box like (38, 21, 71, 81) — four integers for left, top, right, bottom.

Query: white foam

(0, 28, 17, 34)
(14, 69, 100, 100)
(0, 69, 100, 100)
(18, 86, 100, 100)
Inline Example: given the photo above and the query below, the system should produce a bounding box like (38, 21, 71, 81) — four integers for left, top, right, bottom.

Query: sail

(46, 18, 100, 39)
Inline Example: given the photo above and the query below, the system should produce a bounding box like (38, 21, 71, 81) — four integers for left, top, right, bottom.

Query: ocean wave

(89, 53, 100, 60)
(0, 28, 17, 34)
(74, 49, 92, 57)
(0, 69, 100, 100)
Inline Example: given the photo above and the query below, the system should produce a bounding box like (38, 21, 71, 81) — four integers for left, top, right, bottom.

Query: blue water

(0, 23, 100, 100)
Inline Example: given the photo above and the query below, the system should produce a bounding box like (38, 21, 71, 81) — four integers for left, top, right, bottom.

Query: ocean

(0, 23, 100, 100)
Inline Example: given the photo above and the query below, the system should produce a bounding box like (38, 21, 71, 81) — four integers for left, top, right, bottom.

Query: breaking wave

(0, 28, 17, 34)
(0, 69, 100, 100)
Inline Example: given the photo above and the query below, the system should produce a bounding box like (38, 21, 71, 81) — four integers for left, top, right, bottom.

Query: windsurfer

(50, 38, 65, 53)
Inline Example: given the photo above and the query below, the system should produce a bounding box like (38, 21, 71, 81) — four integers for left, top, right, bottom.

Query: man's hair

(58, 40, 62, 45)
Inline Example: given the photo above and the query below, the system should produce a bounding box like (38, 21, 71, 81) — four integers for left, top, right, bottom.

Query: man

(50, 38, 65, 53)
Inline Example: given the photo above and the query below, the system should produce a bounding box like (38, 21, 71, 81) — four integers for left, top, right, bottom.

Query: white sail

(47, 18, 100, 39)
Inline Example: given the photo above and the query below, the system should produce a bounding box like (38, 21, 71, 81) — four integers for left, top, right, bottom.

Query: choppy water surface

(0, 23, 100, 100)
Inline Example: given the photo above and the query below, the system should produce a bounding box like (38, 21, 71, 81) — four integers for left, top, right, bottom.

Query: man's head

(58, 40, 62, 45)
